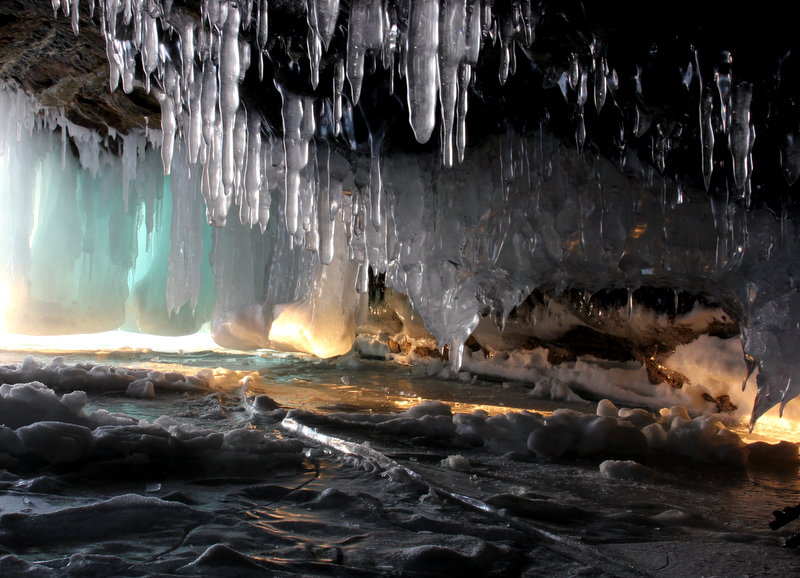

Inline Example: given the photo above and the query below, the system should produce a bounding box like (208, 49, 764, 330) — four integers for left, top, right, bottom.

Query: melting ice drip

(1, 0, 798, 425)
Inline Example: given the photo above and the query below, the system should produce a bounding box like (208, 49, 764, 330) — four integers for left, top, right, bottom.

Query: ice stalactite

(438, 0, 466, 168)
(729, 82, 753, 201)
(405, 0, 439, 144)
(700, 88, 715, 190)
(345, 0, 383, 105)
(219, 5, 241, 197)
(278, 85, 308, 238)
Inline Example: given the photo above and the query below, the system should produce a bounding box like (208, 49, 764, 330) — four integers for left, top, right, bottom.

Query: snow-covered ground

(2, 345, 800, 576)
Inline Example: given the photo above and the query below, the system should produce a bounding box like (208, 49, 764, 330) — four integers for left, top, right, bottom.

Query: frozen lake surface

(2, 346, 800, 576)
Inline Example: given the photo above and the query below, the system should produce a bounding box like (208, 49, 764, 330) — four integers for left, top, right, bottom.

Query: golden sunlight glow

(742, 411, 800, 444)
(268, 303, 352, 359)
(0, 279, 24, 335)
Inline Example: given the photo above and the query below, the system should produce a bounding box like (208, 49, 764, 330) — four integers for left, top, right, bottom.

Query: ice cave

(2, 0, 800, 575)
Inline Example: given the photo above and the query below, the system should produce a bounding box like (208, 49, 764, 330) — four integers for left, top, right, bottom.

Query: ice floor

(2, 345, 800, 576)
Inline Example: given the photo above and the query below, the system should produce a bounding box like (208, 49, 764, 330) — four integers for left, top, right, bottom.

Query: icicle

(569, 53, 579, 90)
(577, 70, 588, 107)
(729, 82, 752, 195)
(257, 0, 269, 52)
(120, 132, 139, 210)
(369, 137, 382, 228)
(233, 106, 248, 209)
(61, 123, 67, 170)
(303, 141, 319, 247)
(346, 0, 383, 105)
(594, 56, 607, 111)
(681, 61, 694, 90)
(464, 0, 481, 66)
(180, 21, 196, 90)
(316, 142, 334, 264)
(438, 0, 466, 168)
(188, 64, 204, 164)
(715, 51, 733, 135)
(381, 2, 398, 89)
(208, 115, 230, 224)
(627, 288, 634, 323)
(51, 0, 61, 18)
(309, 0, 339, 49)
(780, 133, 800, 185)
(498, 11, 514, 86)
(356, 261, 369, 294)
(557, 71, 569, 102)
(346, 0, 368, 104)
(240, 0, 254, 30)
(456, 63, 471, 163)
(298, 96, 317, 237)
(157, 63, 180, 175)
(201, 61, 218, 150)
(105, 0, 120, 39)
(220, 6, 241, 196)
(141, 11, 159, 93)
(700, 88, 714, 190)
(575, 112, 586, 151)
(120, 42, 136, 94)
(245, 113, 262, 220)
(405, 0, 439, 144)
(71, 0, 80, 35)
(307, 27, 322, 89)
(519, 0, 537, 47)
(167, 141, 204, 314)
(129, 1, 141, 49)
(239, 40, 251, 82)
(257, 137, 273, 231)
(278, 85, 310, 236)
(160, 90, 176, 174)
(333, 58, 345, 136)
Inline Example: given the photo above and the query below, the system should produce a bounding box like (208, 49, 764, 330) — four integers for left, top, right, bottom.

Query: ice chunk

(440, 454, 471, 471)
(599, 459, 658, 482)
(16, 421, 94, 464)
(0, 494, 210, 548)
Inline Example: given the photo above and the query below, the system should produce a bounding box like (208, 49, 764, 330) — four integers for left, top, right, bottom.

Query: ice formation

(0, 1, 799, 425)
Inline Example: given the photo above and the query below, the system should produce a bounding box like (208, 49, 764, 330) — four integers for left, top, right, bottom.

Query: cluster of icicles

(558, 47, 763, 202)
(51, 0, 784, 232)
(48, 0, 545, 233)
